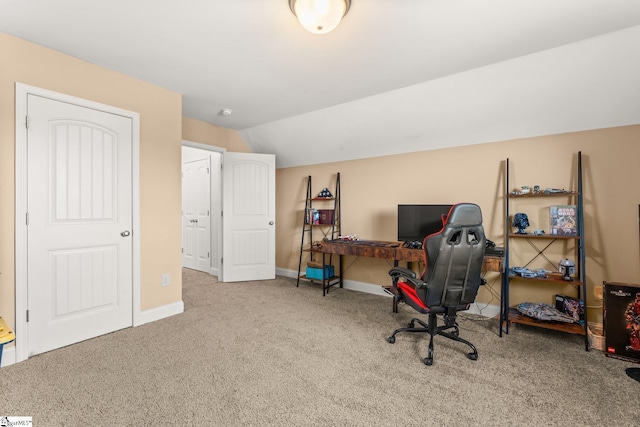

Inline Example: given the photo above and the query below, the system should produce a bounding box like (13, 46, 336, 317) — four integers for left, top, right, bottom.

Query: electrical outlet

(161, 273, 171, 287)
(594, 285, 603, 300)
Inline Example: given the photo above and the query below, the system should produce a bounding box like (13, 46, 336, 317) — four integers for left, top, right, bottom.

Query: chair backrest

(417, 203, 486, 308)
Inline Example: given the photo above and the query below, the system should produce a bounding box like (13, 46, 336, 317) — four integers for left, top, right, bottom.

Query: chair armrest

(404, 276, 428, 289)
(388, 267, 416, 279)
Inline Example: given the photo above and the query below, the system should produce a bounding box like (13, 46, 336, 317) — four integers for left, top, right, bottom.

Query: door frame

(181, 140, 225, 278)
(14, 83, 141, 363)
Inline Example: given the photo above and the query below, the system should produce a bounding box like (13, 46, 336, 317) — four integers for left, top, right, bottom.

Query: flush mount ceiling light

(289, 0, 351, 34)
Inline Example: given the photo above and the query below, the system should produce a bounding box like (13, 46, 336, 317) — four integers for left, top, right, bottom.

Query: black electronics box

(603, 281, 640, 363)
(555, 294, 584, 325)
(485, 246, 504, 256)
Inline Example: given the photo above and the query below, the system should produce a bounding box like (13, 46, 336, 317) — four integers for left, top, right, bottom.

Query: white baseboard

(277, 268, 500, 318)
(135, 300, 184, 327)
(1, 301, 185, 369)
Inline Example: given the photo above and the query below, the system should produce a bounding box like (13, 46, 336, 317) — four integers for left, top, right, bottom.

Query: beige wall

(2, 34, 637, 340)
(0, 34, 183, 334)
(182, 117, 252, 152)
(277, 126, 640, 322)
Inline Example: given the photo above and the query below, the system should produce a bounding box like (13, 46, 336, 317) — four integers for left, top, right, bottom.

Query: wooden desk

(318, 239, 503, 296)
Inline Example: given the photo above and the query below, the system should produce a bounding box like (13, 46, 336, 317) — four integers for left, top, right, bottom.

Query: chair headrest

(446, 203, 483, 227)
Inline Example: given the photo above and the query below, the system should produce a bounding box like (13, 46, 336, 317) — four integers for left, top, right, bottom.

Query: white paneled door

(222, 153, 275, 282)
(26, 94, 133, 356)
(182, 158, 211, 272)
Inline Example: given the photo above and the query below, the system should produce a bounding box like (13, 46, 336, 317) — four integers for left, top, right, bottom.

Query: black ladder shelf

(500, 151, 588, 350)
(296, 173, 342, 295)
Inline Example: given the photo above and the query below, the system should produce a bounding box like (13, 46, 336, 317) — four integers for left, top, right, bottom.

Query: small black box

(555, 294, 585, 325)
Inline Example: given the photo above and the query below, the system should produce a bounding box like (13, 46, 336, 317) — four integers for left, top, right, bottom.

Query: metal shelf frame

(296, 173, 341, 295)
(500, 152, 588, 350)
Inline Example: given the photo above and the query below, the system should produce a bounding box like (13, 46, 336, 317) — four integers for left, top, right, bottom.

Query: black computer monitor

(397, 204, 452, 243)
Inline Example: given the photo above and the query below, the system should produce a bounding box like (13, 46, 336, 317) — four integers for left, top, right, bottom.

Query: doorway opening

(181, 142, 224, 277)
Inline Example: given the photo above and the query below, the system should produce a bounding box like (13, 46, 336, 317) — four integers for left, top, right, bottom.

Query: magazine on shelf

(549, 205, 577, 236)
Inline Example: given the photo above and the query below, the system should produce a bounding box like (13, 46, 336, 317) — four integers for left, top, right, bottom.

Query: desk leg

(322, 252, 327, 297)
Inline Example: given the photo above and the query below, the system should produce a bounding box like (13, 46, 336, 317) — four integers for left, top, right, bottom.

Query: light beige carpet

(0, 269, 637, 426)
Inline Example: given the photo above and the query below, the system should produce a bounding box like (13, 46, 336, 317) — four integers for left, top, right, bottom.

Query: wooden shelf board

(298, 275, 340, 283)
(508, 274, 583, 286)
(508, 233, 580, 239)
(507, 192, 578, 198)
(508, 308, 586, 335)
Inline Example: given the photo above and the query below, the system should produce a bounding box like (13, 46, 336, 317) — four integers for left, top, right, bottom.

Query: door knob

(121, 230, 131, 237)
(269, 221, 274, 225)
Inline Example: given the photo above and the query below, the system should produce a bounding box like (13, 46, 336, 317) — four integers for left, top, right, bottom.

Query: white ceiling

(2, 0, 640, 167)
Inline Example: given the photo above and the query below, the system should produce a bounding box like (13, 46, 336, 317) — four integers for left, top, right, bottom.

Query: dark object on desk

(386, 203, 486, 366)
(485, 246, 504, 256)
(484, 239, 504, 256)
(402, 240, 422, 249)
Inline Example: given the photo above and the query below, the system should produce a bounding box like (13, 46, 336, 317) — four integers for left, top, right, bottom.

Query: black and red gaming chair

(387, 203, 486, 366)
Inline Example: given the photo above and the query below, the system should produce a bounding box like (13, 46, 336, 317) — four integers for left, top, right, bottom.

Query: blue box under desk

(306, 265, 334, 280)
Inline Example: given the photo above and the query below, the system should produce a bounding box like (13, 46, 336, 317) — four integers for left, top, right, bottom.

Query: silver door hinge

(26, 212, 29, 225)
(207, 252, 210, 258)
(220, 258, 223, 264)
(26, 310, 29, 322)
(181, 248, 184, 253)
(25, 115, 29, 129)
(207, 167, 210, 174)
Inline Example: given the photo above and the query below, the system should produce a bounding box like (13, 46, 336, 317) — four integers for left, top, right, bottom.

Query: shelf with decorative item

(508, 233, 580, 239)
(507, 191, 578, 199)
(506, 307, 586, 335)
(501, 151, 588, 350)
(507, 274, 583, 287)
(297, 174, 342, 295)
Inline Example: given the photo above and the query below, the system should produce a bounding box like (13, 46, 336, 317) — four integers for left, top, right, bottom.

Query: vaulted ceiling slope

(2, 1, 640, 168)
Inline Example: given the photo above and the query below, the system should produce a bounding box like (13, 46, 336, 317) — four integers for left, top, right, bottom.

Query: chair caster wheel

(408, 321, 415, 328)
(467, 353, 478, 361)
(387, 336, 396, 344)
(423, 357, 433, 366)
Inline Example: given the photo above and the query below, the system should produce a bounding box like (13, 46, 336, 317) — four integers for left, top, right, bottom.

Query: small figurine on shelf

(512, 213, 530, 234)
(558, 258, 575, 281)
(316, 188, 333, 198)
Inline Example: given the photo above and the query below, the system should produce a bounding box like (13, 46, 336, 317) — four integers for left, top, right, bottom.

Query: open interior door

(222, 152, 275, 282)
